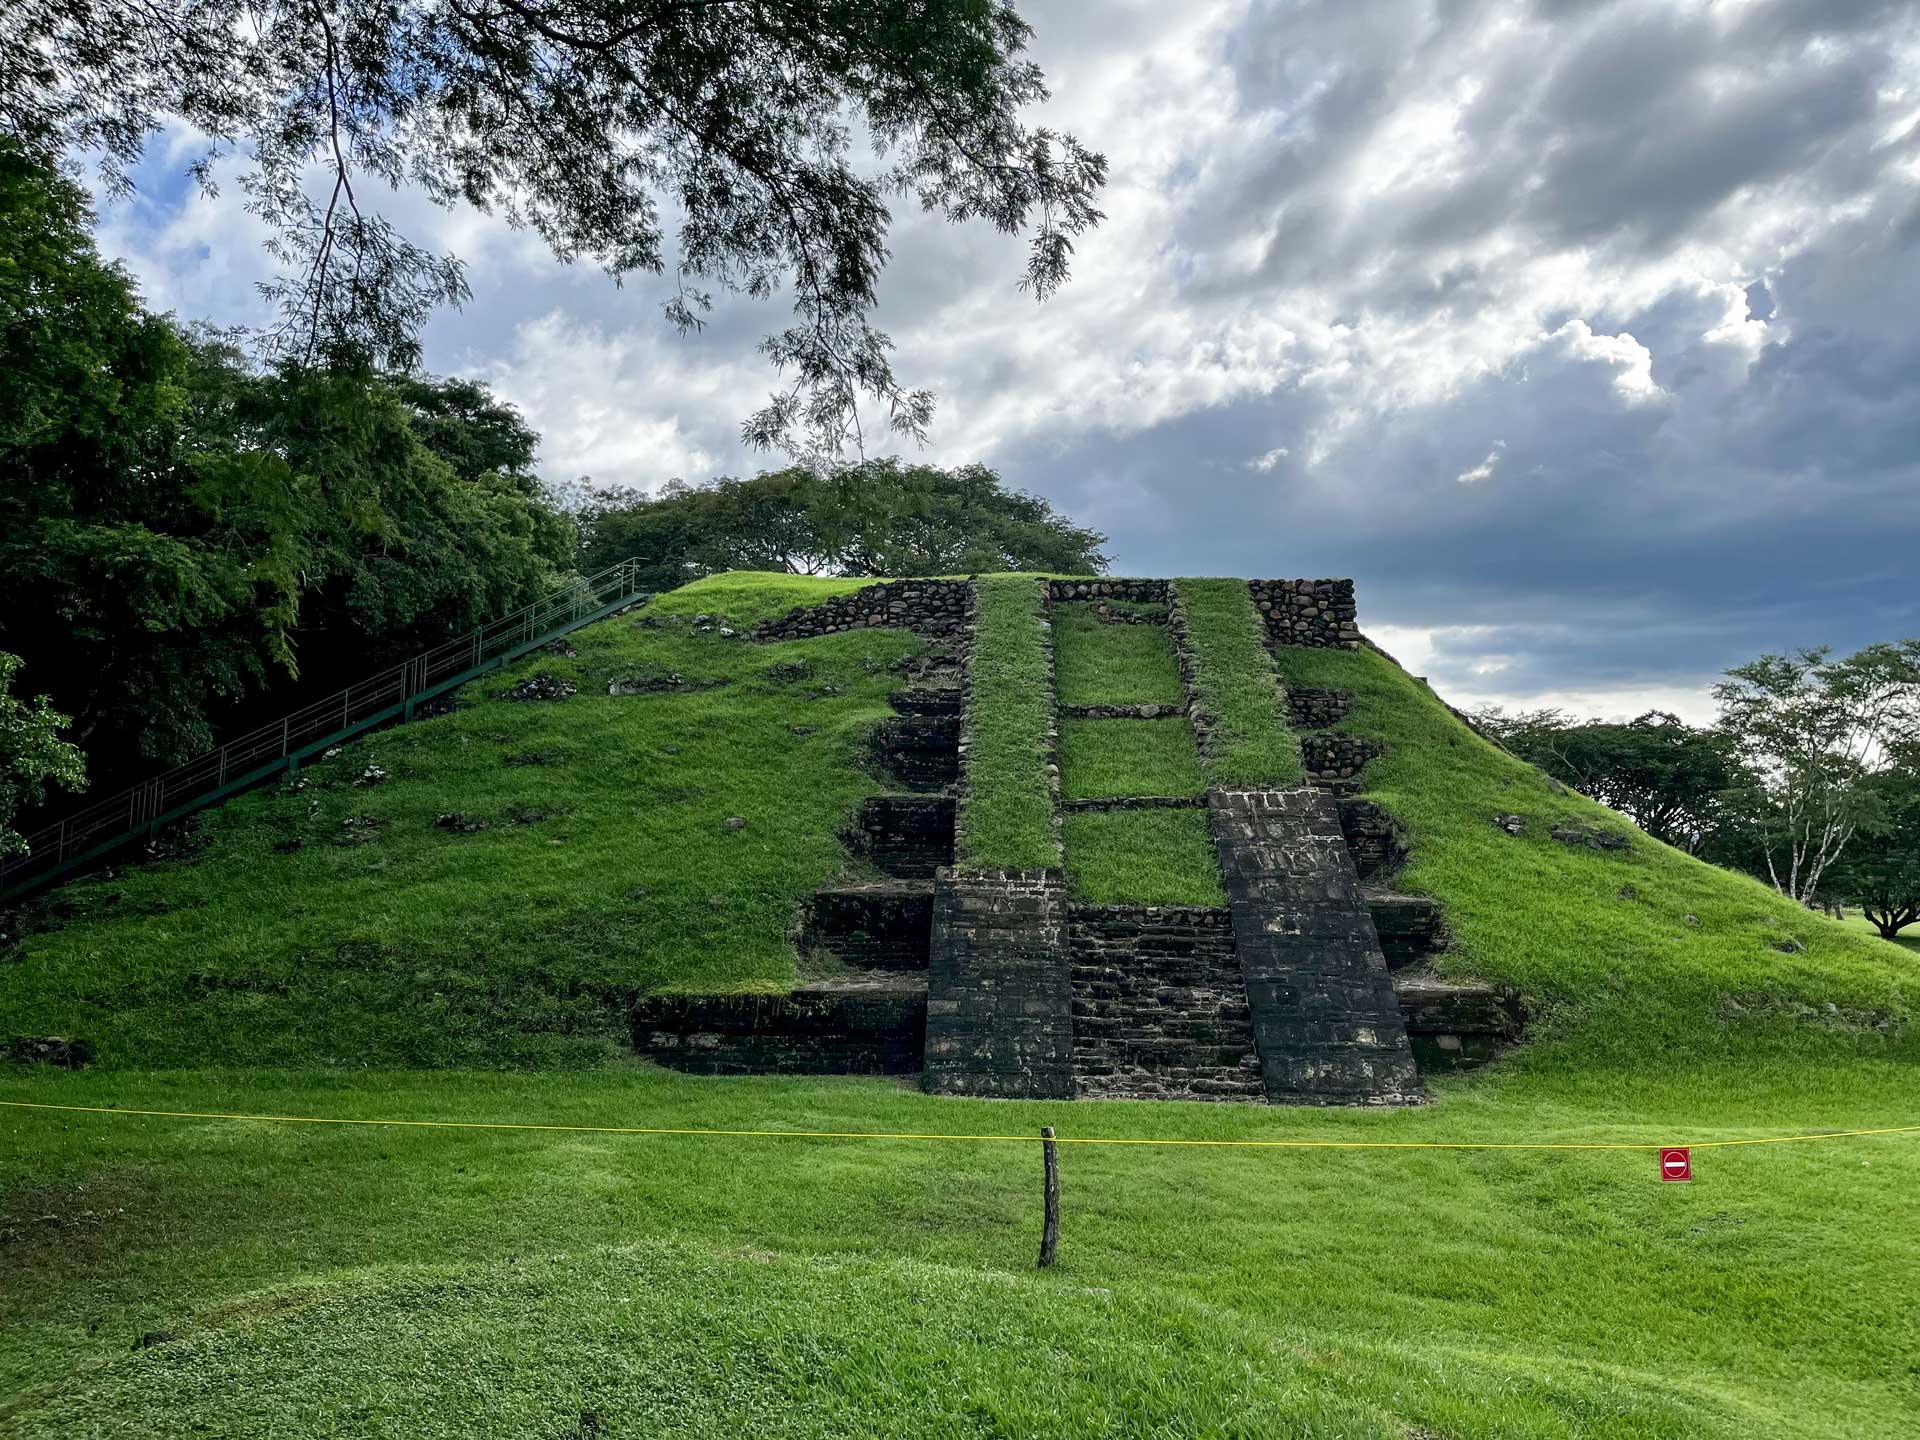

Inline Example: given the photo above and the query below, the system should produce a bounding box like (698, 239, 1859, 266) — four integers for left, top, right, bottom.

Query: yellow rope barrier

(3, 1100, 1916, 1151)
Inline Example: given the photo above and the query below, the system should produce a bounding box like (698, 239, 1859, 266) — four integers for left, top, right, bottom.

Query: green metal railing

(1, 560, 652, 901)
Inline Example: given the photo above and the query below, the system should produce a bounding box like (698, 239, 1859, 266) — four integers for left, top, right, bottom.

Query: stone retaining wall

(1069, 905, 1264, 1101)
(756, 580, 969, 640)
(1046, 579, 1171, 606)
(1286, 688, 1354, 729)
(631, 979, 925, 1074)
(1249, 579, 1361, 648)
(1303, 733, 1387, 786)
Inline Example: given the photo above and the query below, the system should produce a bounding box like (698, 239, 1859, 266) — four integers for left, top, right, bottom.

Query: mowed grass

(1, 1062, 1916, 1438)
(955, 574, 1058, 870)
(1062, 808, 1226, 906)
(1058, 718, 1206, 799)
(1836, 908, 1920, 955)
(1171, 578, 1304, 786)
(0, 574, 922, 1069)
(1265, 642, 1919, 1067)
(1051, 605, 1184, 707)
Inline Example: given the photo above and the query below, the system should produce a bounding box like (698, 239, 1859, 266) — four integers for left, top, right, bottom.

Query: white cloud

(1454, 441, 1505, 485)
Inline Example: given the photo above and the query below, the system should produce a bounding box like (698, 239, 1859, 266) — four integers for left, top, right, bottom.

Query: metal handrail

(2, 559, 649, 899)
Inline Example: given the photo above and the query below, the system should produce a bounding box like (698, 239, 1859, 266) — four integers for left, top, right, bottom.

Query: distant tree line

(1474, 640, 1920, 940)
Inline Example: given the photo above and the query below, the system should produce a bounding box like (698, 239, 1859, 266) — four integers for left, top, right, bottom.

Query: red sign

(1659, 1147, 1692, 1183)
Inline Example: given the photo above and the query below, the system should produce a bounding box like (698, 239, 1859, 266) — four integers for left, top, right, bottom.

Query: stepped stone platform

(1208, 787, 1422, 1106)
(849, 794, 955, 879)
(629, 574, 1514, 1100)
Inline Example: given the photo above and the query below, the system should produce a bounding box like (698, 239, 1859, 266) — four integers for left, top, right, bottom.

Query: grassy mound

(0, 575, 922, 1069)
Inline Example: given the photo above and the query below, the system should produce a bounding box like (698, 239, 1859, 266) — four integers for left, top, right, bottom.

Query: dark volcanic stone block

(1338, 797, 1408, 881)
(1068, 904, 1263, 1102)
(924, 868, 1074, 1100)
(870, 715, 961, 790)
(851, 793, 955, 878)
(755, 581, 969, 641)
(1393, 976, 1525, 1074)
(801, 881, 934, 970)
(1207, 787, 1421, 1106)
(1366, 893, 1446, 968)
(632, 978, 927, 1074)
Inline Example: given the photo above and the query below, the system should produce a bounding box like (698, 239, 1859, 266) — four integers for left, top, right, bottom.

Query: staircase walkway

(1208, 786, 1422, 1105)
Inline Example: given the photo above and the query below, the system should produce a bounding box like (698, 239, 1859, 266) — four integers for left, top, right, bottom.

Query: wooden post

(1037, 1126, 1060, 1268)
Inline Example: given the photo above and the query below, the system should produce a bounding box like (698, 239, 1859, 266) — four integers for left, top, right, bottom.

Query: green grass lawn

(1058, 717, 1206, 799)
(1062, 808, 1226, 906)
(1, 1061, 1915, 1438)
(1836, 908, 1920, 955)
(0, 574, 921, 1068)
(1051, 605, 1184, 707)
(956, 575, 1058, 870)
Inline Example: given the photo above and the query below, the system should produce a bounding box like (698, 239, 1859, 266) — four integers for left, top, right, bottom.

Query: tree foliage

(1711, 642, 1920, 905)
(1, 0, 1106, 454)
(0, 141, 574, 786)
(1822, 752, 1920, 940)
(1471, 707, 1741, 853)
(573, 459, 1107, 586)
(0, 653, 87, 857)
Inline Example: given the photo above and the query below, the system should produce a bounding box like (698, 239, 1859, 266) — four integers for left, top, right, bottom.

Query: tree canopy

(2, 0, 1106, 453)
(572, 459, 1108, 587)
(0, 653, 86, 858)
(0, 140, 574, 787)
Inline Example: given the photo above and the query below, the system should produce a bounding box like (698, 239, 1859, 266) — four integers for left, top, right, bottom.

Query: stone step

(1338, 797, 1407, 881)
(1302, 732, 1386, 787)
(1392, 975, 1524, 1074)
(889, 688, 962, 718)
(800, 880, 934, 970)
(850, 793, 955, 878)
(1366, 892, 1446, 968)
(869, 714, 960, 790)
(631, 976, 927, 1075)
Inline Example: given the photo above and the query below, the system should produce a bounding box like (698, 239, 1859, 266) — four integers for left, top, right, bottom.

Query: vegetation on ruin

(953, 574, 1058, 871)
(0, 574, 916, 1068)
(1050, 603, 1185, 707)
(1061, 808, 1225, 907)
(1171, 578, 1306, 787)
(1057, 718, 1205, 800)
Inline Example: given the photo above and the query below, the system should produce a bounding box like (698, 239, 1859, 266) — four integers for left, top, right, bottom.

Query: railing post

(282, 715, 290, 759)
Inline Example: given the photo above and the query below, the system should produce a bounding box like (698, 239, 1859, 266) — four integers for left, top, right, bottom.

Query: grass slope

(4, 573, 1919, 1437)
(0, 574, 922, 1068)
(1172, 578, 1304, 785)
(1062, 809, 1225, 906)
(1266, 641, 1918, 1067)
(956, 575, 1057, 870)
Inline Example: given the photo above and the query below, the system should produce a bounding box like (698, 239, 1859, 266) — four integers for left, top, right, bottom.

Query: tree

(0, 141, 574, 787)
(573, 460, 1106, 585)
(0, 653, 86, 858)
(1824, 754, 1920, 941)
(1470, 707, 1741, 853)
(2, 1, 1106, 454)
(1711, 642, 1920, 905)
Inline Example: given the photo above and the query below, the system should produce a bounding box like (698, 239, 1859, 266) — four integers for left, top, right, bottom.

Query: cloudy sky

(101, 0, 1920, 722)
